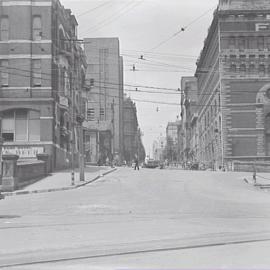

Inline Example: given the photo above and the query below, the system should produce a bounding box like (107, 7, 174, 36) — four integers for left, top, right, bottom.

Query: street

(1, 168, 270, 269)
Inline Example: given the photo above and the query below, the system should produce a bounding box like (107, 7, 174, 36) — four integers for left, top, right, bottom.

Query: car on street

(144, 159, 160, 168)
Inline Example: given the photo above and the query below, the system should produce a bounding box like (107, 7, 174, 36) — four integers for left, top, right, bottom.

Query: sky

(61, 0, 218, 155)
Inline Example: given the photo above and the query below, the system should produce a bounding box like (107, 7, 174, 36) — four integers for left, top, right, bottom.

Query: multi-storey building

(152, 135, 166, 161)
(0, 0, 86, 170)
(180, 77, 198, 164)
(83, 38, 124, 165)
(166, 121, 181, 163)
(123, 96, 145, 163)
(196, 0, 270, 170)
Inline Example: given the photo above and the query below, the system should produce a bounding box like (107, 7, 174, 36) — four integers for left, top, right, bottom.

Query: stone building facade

(83, 38, 124, 164)
(0, 0, 86, 170)
(123, 97, 145, 163)
(180, 77, 198, 165)
(195, 0, 270, 170)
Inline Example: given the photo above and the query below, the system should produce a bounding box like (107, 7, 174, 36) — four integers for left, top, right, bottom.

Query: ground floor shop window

(1, 109, 40, 142)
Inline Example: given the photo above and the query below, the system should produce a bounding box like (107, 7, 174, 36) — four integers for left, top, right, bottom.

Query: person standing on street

(134, 156, 139, 171)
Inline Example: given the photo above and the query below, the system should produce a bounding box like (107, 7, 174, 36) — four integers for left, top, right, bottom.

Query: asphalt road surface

(1, 168, 270, 269)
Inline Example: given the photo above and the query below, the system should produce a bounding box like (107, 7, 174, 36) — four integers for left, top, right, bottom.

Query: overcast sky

(62, 0, 218, 155)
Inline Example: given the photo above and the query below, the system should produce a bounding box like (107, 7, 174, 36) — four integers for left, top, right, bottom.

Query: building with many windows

(165, 121, 181, 163)
(152, 135, 166, 162)
(195, 0, 270, 170)
(0, 0, 86, 170)
(83, 38, 124, 165)
(180, 77, 198, 165)
(123, 96, 145, 164)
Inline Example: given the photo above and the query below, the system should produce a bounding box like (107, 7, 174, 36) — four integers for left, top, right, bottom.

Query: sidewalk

(3, 166, 117, 196)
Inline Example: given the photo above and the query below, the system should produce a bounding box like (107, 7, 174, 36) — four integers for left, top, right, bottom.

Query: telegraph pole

(0, 117, 3, 181)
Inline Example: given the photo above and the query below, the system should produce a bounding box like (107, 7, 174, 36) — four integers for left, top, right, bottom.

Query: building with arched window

(0, 0, 87, 171)
(193, 0, 270, 170)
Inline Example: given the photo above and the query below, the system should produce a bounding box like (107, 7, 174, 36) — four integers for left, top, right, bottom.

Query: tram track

(1, 231, 270, 268)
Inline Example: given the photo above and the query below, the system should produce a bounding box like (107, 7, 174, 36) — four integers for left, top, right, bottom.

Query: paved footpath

(3, 166, 117, 196)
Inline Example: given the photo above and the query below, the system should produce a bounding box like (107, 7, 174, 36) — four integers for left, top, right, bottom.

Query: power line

(77, 1, 112, 17)
(80, 1, 143, 35)
(1, 65, 268, 97)
(149, 6, 216, 51)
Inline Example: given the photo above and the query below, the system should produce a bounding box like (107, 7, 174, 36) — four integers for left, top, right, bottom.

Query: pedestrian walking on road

(134, 157, 139, 171)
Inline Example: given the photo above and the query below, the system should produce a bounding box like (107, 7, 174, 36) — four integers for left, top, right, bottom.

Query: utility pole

(78, 116, 85, 182)
(0, 117, 3, 181)
(111, 99, 115, 160)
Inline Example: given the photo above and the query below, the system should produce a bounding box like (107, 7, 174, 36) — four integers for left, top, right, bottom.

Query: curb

(2, 168, 118, 197)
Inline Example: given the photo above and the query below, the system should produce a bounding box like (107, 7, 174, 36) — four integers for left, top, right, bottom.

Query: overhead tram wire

(0, 65, 264, 97)
(147, 6, 216, 51)
(80, 1, 144, 35)
(77, 1, 112, 17)
(0, 65, 183, 92)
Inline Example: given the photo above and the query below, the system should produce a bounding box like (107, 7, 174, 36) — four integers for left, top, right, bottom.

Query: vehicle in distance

(144, 159, 160, 168)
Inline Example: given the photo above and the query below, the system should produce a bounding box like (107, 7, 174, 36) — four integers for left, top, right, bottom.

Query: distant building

(83, 38, 124, 164)
(166, 121, 181, 163)
(123, 97, 145, 163)
(0, 0, 86, 170)
(180, 77, 198, 164)
(152, 136, 166, 161)
(195, 0, 270, 170)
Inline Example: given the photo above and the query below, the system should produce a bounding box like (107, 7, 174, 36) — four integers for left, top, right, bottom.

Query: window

(32, 59, 41, 86)
(87, 108, 95, 121)
(0, 60, 9, 86)
(249, 64, 255, 74)
(64, 70, 70, 96)
(2, 110, 40, 142)
(230, 64, 237, 73)
(258, 36, 264, 51)
(32, 16, 42, 41)
(228, 36, 236, 49)
(267, 37, 270, 50)
(100, 108, 105, 120)
(0, 17, 9, 41)
(238, 36, 246, 50)
(2, 110, 14, 141)
(259, 65, 266, 76)
(29, 110, 40, 141)
(59, 29, 65, 50)
(90, 78, 94, 87)
(240, 64, 246, 76)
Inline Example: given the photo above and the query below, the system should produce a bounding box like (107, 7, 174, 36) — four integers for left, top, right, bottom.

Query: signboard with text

(2, 146, 44, 158)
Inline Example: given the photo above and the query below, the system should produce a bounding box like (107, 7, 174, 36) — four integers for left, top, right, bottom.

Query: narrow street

(1, 168, 270, 269)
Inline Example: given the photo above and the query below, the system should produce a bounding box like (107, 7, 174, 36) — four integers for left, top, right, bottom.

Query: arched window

(0, 17, 9, 41)
(1, 109, 40, 142)
(59, 28, 65, 50)
(32, 16, 42, 41)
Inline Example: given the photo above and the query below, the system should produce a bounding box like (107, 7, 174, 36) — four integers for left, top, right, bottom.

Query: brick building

(83, 38, 124, 165)
(0, 0, 86, 170)
(195, 0, 270, 170)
